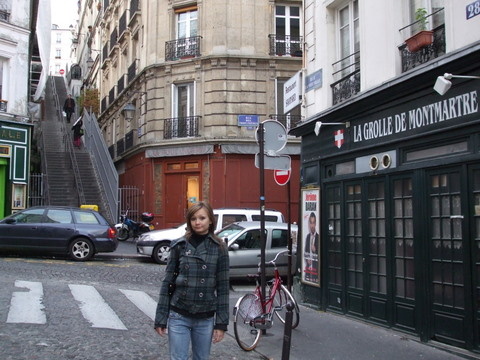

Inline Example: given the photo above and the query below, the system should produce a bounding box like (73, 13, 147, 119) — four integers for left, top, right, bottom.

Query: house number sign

(466, 0, 480, 19)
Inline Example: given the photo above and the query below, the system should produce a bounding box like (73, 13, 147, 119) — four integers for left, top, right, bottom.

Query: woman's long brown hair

(185, 201, 225, 247)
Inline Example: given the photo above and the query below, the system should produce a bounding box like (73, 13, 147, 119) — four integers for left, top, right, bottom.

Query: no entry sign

(274, 169, 291, 186)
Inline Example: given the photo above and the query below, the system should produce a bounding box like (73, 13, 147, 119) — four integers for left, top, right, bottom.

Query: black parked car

(0, 206, 118, 261)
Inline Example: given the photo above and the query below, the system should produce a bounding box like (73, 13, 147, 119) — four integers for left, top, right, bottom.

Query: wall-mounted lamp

(86, 56, 94, 71)
(314, 121, 350, 136)
(433, 73, 480, 96)
(122, 103, 136, 121)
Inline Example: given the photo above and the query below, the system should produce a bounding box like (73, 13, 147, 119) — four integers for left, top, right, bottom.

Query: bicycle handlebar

(256, 249, 291, 271)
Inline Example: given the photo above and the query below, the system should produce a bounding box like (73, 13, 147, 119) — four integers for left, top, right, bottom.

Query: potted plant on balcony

(405, 8, 434, 52)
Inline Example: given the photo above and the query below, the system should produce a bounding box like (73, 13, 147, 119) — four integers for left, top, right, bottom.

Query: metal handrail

(50, 77, 85, 205)
(398, 7, 444, 32)
(38, 124, 50, 205)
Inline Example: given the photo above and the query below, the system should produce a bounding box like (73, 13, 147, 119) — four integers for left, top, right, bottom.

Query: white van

(136, 208, 285, 264)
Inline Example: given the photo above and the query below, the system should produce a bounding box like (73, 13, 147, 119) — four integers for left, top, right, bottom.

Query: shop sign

(351, 90, 478, 144)
(0, 144, 11, 157)
(284, 71, 302, 113)
(0, 125, 27, 144)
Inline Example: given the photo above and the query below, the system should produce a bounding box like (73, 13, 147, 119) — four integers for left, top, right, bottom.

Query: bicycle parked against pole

(233, 249, 300, 351)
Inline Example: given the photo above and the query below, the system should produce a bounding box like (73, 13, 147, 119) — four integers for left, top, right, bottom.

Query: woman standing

(154, 202, 230, 360)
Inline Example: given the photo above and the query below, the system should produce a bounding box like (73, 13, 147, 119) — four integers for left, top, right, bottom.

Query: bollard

(281, 301, 295, 360)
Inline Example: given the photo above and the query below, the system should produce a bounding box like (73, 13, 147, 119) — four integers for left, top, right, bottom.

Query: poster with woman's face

(301, 188, 320, 286)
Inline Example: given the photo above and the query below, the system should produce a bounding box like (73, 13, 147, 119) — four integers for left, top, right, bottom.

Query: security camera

(434, 76, 452, 96)
(314, 121, 322, 136)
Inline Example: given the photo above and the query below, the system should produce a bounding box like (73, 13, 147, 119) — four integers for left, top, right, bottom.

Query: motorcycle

(115, 209, 155, 241)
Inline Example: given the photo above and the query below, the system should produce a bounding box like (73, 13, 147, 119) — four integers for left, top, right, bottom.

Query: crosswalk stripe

(7, 280, 46, 324)
(69, 284, 127, 330)
(119, 289, 157, 321)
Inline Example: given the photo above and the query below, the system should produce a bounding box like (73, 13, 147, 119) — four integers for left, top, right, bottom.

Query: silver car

(218, 221, 297, 279)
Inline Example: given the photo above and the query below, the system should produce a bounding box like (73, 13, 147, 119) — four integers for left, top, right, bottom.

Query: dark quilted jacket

(154, 235, 230, 330)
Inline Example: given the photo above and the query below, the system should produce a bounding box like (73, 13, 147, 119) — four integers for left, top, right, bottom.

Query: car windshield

(217, 223, 245, 239)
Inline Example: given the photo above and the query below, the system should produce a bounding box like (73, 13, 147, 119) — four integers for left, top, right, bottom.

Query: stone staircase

(41, 76, 107, 214)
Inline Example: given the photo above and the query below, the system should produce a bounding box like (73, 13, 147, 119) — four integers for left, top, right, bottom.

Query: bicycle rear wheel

(273, 285, 300, 329)
(233, 293, 262, 351)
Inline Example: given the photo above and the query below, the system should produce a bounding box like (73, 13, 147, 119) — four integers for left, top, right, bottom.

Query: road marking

(7, 280, 46, 324)
(69, 284, 127, 330)
(120, 289, 157, 321)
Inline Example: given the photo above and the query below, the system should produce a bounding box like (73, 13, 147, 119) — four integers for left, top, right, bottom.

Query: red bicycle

(233, 249, 300, 351)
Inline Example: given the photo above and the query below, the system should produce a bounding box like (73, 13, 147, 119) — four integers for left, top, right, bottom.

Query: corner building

(83, 0, 303, 226)
(291, 0, 480, 353)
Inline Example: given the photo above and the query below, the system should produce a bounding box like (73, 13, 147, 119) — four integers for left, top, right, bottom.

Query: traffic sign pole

(258, 123, 267, 325)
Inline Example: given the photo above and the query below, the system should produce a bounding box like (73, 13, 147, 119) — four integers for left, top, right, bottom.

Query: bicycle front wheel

(233, 293, 262, 351)
(273, 285, 300, 329)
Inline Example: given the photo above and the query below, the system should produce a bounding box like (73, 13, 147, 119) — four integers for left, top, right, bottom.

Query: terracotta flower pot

(405, 30, 434, 52)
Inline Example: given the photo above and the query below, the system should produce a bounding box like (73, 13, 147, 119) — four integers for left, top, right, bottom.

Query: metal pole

(258, 123, 266, 318)
(287, 179, 292, 292)
(281, 301, 295, 360)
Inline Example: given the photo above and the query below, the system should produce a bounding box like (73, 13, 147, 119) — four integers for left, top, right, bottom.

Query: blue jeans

(168, 310, 214, 360)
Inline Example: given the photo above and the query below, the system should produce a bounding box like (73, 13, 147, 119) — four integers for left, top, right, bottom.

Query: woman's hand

(155, 327, 167, 337)
(212, 329, 225, 343)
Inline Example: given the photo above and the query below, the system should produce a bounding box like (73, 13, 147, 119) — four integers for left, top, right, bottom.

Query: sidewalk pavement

(98, 241, 479, 360)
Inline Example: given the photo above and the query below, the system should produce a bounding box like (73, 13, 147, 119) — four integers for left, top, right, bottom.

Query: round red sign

(274, 169, 291, 186)
(59, 69, 65, 75)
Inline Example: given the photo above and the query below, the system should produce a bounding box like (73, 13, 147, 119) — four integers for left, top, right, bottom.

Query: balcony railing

(164, 116, 200, 139)
(269, 114, 303, 131)
(109, 86, 116, 105)
(130, 0, 139, 20)
(116, 138, 125, 156)
(117, 74, 126, 94)
(399, 24, 445, 73)
(125, 130, 134, 151)
(128, 59, 139, 84)
(268, 34, 303, 57)
(165, 36, 202, 61)
(331, 51, 360, 105)
(119, 11, 127, 39)
(109, 27, 118, 52)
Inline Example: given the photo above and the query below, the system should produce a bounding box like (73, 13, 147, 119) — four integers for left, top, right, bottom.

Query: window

(55, 49, 61, 59)
(73, 211, 100, 224)
(11, 208, 44, 223)
(177, 8, 197, 39)
(173, 82, 195, 118)
(56, 33, 62, 43)
(45, 209, 72, 224)
(338, 0, 359, 78)
(272, 229, 288, 248)
(175, 8, 199, 58)
(0, 58, 3, 98)
(274, 5, 301, 56)
(409, 0, 445, 34)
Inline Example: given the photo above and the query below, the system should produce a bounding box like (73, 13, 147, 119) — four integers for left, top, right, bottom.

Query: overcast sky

(51, 0, 78, 29)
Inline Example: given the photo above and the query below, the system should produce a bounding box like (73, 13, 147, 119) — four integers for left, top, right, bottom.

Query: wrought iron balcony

(268, 34, 303, 57)
(128, 59, 139, 84)
(269, 114, 303, 131)
(165, 36, 202, 61)
(164, 116, 200, 139)
(399, 25, 445, 73)
(331, 51, 361, 105)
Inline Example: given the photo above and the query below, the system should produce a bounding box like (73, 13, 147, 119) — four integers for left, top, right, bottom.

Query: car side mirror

(229, 243, 240, 251)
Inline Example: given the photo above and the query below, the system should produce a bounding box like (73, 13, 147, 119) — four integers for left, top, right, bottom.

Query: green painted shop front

(0, 119, 32, 218)
(292, 48, 480, 352)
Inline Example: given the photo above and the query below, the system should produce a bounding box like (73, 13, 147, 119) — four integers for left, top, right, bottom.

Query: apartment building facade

(291, 0, 480, 352)
(74, 0, 304, 227)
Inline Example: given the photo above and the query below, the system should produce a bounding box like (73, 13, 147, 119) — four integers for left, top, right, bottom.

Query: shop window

(405, 140, 468, 163)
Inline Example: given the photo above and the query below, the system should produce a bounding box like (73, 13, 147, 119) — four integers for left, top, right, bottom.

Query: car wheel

(69, 238, 94, 261)
(153, 241, 171, 264)
(117, 227, 129, 241)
